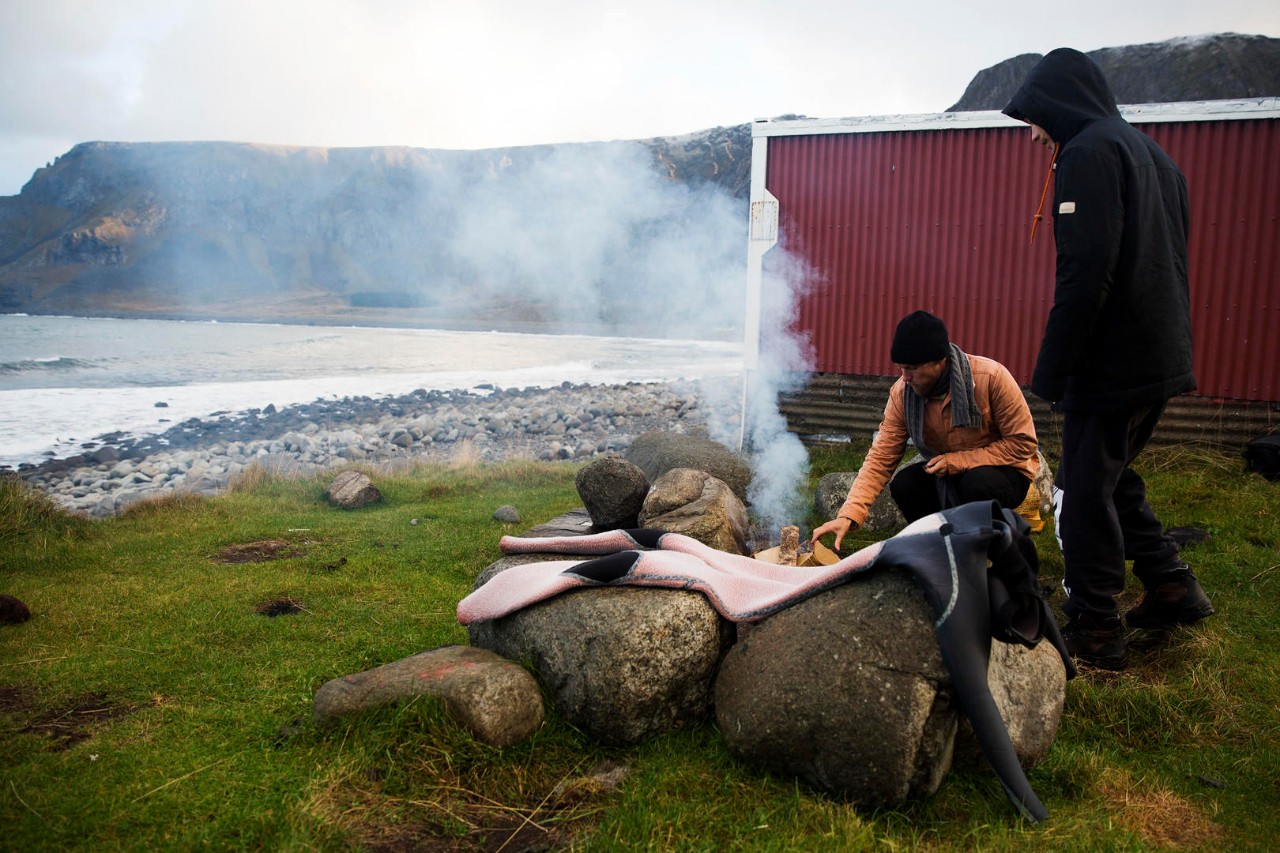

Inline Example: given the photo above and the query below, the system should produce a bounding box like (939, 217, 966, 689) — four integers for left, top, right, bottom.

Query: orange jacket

(837, 354, 1039, 526)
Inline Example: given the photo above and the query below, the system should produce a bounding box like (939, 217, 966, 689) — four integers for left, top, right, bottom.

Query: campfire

(752, 525, 838, 567)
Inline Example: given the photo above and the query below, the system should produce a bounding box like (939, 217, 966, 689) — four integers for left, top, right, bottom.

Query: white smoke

(117, 138, 832, 530)
(446, 139, 818, 535)
(448, 142, 746, 339)
(122, 140, 748, 340)
(743, 249, 817, 538)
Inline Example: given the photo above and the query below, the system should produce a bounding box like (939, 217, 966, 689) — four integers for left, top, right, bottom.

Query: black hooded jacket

(1003, 48, 1196, 411)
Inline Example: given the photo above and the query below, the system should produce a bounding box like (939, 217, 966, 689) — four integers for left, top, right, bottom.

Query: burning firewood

(753, 526, 837, 567)
(779, 525, 799, 566)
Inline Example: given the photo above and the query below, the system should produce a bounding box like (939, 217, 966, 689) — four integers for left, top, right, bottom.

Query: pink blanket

(455, 516, 954, 625)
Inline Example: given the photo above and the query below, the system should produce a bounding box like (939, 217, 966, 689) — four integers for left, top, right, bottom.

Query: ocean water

(0, 315, 744, 469)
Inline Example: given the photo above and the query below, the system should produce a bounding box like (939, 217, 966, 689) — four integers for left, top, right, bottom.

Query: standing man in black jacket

(1003, 48, 1213, 669)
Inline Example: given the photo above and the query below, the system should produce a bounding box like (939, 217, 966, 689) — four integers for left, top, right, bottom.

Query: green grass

(2, 445, 1278, 851)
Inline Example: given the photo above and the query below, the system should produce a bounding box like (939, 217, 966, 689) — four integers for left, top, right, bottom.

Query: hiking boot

(1062, 611, 1128, 670)
(1126, 565, 1215, 630)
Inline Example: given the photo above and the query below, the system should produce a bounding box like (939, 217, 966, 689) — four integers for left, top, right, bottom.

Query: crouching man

(812, 310, 1039, 550)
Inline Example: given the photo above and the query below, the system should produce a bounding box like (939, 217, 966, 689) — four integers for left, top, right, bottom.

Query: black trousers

(1054, 400, 1181, 620)
(890, 462, 1031, 524)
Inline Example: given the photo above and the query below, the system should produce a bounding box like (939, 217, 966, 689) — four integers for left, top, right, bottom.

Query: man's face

(1028, 122, 1055, 149)
(895, 358, 948, 397)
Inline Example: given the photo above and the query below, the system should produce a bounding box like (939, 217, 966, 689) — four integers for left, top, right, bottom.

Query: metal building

(745, 99, 1280, 447)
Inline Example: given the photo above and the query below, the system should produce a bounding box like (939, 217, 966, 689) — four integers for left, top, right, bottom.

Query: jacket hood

(1001, 48, 1120, 144)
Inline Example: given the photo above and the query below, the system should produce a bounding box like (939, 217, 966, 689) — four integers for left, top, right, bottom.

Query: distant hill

(948, 32, 1280, 111)
(1, 33, 1274, 331)
(0, 131, 752, 336)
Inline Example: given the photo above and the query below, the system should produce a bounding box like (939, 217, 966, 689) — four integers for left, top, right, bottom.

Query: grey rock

(575, 455, 649, 530)
(90, 446, 120, 464)
(813, 454, 919, 534)
(639, 468, 750, 555)
(470, 515, 620, 599)
(814, 471, 857, 520)
(715, 569, 959, 808)
(469, 509, 732, 746)
(715, 566, 1067, 808)
(492, 505, 521, 524)
(625, 431, 752, 501)
(515, 507, 597, 541)
(469, 585, 730, 746)
(313, 645, 544, 747)
(326, 470, 383, 509)
(956, 639, 1066, 767)
(863, 481, 908, 533)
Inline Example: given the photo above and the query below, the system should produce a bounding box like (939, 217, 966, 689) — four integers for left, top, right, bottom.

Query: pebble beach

(10, 379, 741, 518)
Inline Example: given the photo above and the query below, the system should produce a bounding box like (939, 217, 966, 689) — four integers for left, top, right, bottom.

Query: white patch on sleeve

(1058, 201, 1077, 214)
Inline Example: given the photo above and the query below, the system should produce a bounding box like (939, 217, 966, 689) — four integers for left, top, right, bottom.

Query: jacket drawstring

(1030, 144, 1060, 244)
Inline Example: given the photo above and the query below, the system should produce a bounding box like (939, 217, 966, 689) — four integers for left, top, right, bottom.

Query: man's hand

(811, 516, 856, 552)
(923, 454, 957, 476)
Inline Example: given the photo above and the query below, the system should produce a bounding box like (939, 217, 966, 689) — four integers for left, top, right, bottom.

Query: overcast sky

(1, 0, 1277, 196)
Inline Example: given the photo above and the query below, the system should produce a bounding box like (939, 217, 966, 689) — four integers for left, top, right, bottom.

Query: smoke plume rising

(742, 249, 817, 538)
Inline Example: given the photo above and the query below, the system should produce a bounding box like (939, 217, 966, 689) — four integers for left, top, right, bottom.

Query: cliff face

(0, 34, 1273, 329)
(0, 132, 752, 333)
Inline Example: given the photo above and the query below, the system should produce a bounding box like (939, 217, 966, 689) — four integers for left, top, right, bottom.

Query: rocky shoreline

(10, 379, 741, 519)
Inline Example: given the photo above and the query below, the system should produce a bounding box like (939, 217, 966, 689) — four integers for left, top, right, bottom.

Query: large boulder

(312, 645, 544, 747)
(576, 455, 649, 530)
(624, 431, 752, 502)
(326, 470, 383, 509)
(467, 509, 734, 746)
(469, 585, 731, 746)
(714, 567, 1066, 809)
(715, 569, 953, 806)
(956, 639, 1067, 767)
(639, 468, 750, 554)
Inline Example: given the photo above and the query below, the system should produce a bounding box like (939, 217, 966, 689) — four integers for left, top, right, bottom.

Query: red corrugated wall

(768, 117, 1279, 402)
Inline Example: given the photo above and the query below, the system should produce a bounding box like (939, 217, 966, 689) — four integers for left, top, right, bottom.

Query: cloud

(2, 0, 1278, 194)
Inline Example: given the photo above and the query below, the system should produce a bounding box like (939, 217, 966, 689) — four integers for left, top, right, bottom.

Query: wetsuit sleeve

(838, 382, 910, 526)
(1032, 145, 1124, 402)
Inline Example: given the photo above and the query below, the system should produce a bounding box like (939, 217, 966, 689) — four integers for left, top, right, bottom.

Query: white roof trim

(752, 97, 1280, 138)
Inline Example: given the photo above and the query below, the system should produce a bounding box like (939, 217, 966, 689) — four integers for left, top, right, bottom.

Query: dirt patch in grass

(354, 796, 594, 853)
(1, 684, 140, 750)
(255, 597, 306, 617)
(1101, 770, 1225, 849)
(0, 683, 37, 715)
(212, 540, 305, 563)
(313, 760, 627, 851)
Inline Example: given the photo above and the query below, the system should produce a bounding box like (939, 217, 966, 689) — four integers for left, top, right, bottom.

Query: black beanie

(890, 310, 949, 364)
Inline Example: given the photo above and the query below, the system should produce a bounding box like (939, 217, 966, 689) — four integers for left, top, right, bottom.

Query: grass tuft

(0, 475, 90, 547)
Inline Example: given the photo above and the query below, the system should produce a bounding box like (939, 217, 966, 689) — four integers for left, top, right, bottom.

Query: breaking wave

(0, 356, 98, 374)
